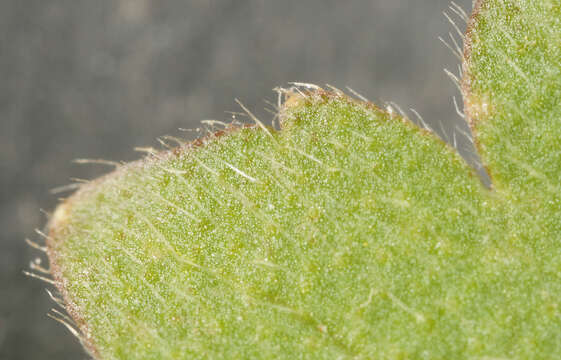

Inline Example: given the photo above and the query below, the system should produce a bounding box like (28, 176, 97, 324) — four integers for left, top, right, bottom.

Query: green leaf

(463, 0, 561, 198)
(43, 0, 561, 358)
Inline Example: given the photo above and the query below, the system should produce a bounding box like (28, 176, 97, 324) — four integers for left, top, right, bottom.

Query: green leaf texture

(44, 0, 561, 358)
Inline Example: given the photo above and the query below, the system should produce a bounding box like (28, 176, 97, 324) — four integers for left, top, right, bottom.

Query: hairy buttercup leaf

(39, 1, 561, 358)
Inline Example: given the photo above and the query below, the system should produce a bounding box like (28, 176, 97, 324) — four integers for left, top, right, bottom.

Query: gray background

(0, 1, 474, 358)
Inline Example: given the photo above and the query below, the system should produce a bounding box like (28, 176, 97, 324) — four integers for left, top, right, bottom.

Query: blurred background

(0, 1, 474, 358)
